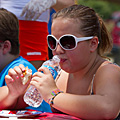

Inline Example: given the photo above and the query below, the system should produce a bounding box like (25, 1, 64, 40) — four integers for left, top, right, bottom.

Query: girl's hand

(31, 66, 58, 102)
(5, 64, 31, 98)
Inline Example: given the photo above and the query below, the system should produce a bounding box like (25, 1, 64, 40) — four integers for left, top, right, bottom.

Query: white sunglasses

(47, 34, 94, 50)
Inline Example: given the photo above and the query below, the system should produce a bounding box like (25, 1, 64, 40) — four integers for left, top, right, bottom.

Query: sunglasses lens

(60, 36, 76, 49)
(48, 36, 56, 50)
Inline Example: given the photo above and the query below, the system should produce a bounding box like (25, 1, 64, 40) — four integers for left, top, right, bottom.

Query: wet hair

(0, 8, 19, 55)
(52, 5, 112, 57)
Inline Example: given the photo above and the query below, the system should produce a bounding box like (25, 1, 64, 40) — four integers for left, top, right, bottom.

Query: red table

(0, 109, 81, 120)
(32, 112, 81, 120)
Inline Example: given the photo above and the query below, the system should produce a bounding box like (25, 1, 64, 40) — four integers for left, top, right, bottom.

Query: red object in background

(112, 19, 120, 46)
(112, 11, 120, 21)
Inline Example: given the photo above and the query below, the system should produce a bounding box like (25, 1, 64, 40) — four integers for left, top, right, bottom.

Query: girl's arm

(52, 64, 120, 119)
(31, 65, 120, 119)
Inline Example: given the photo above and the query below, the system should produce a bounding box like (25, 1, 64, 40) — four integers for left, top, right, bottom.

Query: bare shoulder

(93, 62, 120, 114)
(93, 62, 120, 94)
(96, 62, 120, 81)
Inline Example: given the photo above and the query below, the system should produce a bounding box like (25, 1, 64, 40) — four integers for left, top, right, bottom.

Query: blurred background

(77, 0, 120, 65)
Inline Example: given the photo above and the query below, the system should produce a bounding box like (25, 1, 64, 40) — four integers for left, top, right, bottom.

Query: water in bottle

(24, 55, 61, 107)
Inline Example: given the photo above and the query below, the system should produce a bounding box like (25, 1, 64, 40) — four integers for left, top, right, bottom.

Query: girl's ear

(89, 36, 99, 53)
(2, 40, 11, 54)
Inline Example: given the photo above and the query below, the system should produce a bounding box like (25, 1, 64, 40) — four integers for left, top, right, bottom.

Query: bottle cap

(52, 55, 60, 63)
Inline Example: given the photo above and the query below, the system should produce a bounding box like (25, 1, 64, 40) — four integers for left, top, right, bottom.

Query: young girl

(8, 5, 120, 119)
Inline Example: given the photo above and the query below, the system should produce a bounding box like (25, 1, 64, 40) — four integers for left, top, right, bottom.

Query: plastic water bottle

(23, 55, 61, 107)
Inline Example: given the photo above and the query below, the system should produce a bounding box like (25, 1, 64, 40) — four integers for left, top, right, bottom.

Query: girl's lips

(60, 58, 67, 63)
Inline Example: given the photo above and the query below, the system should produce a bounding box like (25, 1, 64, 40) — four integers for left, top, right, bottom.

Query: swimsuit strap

(90, 62, 118, 95)
(90, 74, 95, 95)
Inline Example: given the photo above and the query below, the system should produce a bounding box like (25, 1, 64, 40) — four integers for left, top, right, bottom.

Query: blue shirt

(0, 56, 52, 112)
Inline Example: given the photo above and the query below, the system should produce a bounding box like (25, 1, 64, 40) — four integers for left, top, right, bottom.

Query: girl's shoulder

(100, 60, 119, 67)
(93, 60, 120, 87)
(97, 60, 120, 72)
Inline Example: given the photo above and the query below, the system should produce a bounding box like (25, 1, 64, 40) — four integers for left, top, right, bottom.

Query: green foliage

(77, 0, 120, 20)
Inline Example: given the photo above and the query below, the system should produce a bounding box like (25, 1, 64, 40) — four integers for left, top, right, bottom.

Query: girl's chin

(60, 65, 71, 72)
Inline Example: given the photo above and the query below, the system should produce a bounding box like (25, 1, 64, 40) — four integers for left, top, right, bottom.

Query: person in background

(0, 8, 33, 110)
(28, 5, 120, 119)
(111, 18, 120, 65)
(0, 8, 51, 112)
(21, 0, 75, 68)
(0, 64, 30, 110)
(0, 0, 75, 69)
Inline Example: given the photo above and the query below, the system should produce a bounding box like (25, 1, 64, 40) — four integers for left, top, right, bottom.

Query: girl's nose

(54, 43, 64, 54)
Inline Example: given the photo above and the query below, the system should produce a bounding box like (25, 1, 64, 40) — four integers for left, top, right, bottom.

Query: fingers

(38, 67, 50, 74)
(30, 76, 41, 88)
(31, 70, 49, 84)
(14, 66, 22, 75)
(31, 68, 54, 88)
(5, 65, 33, 98)
(19, 64, 26, 72)
(7, 64, 26, 83)
(8, 68, 19, 80)
(32, 71, 44, 79)
(5, 75, 14, 84)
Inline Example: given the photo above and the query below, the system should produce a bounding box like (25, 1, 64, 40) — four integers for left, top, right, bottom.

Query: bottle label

(42, 65, 58, 80)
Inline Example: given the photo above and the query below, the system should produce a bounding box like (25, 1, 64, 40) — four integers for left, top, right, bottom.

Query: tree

(77, 0, 120, 20)
(103, 0, 120, 4)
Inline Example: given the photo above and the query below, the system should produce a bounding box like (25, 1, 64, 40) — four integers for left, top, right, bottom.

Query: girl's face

(51, 18, 92, 73)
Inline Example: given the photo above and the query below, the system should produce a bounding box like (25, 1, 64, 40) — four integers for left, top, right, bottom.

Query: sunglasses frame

(47, 34, 94, 50)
